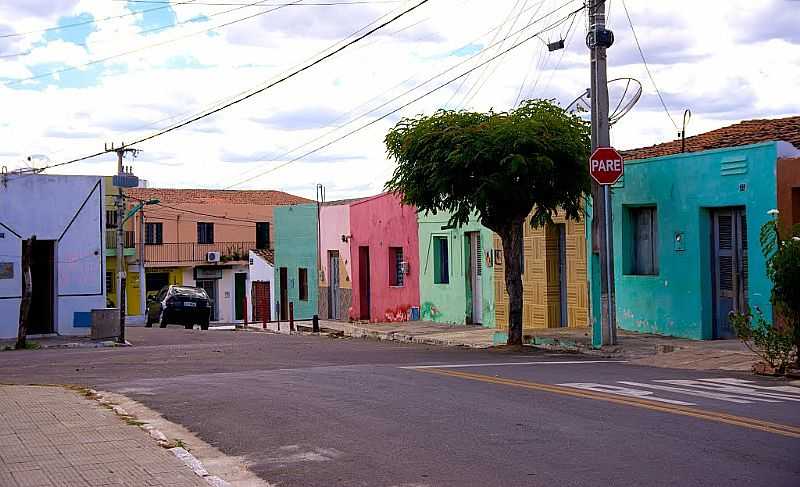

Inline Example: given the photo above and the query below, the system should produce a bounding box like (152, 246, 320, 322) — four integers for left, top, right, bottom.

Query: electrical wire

(116, 0, 401, 4)
(619, 0, 678, 130)
(126, 195, 262, 224)
(225, 5, 585, 188)
(223, 0, 580, 187)
(0, 1, 198, 39)
(3, 0, 301, 85)
(89, 0, 434, 153)
(19, 0, 409, 176)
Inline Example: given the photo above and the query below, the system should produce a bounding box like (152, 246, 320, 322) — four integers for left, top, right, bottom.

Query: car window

(157, 288, 168, 301)
(172, 286, 208, 298)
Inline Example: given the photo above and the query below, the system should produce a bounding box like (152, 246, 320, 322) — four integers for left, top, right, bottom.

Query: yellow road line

(417, 368, 800, 439)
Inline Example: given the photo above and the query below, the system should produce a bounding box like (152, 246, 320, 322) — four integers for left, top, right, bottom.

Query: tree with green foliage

(385, 100, 591, 345)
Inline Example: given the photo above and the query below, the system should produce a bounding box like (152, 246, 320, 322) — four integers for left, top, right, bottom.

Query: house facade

(417, 211, 495, 327)
(493, 211, 590, 337)
(247, 249, 275, 323)
(318, 200, 359, 321)
(103, 176, 144, 319)
(0, 175, 106, 339)
(349, 193, 420, 322)
(610, 139, 800, 340)
(273, 204, 319, 321)
(126, 188, 309, 323)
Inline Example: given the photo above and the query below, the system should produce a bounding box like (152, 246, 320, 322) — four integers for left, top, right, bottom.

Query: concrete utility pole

(139, 208, 147, 318)
(588, 0, 617, 346)
(112, 144, 139, 344)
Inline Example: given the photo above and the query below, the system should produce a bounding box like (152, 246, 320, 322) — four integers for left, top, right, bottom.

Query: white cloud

(0, 0, 797, 200)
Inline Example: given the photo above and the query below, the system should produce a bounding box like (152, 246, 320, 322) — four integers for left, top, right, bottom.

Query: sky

(0, 0, 798, 200)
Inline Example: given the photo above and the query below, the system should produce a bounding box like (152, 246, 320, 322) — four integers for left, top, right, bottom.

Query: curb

(343, 325, 492, 349)
(88, 389, 230, 487)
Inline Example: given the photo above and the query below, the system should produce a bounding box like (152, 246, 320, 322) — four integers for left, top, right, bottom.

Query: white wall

(247, 251, 275, 322)
(182, 264, 249, 323)
(0, 175, 105, 339)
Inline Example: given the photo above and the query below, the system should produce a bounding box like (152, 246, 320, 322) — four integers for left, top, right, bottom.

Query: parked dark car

(146, 285, 212, 330)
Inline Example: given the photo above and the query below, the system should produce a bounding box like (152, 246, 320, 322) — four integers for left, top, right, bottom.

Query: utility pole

(139, 208, 147, 318)
(111, 143, 139, 344)
(588, 0, 617, 346)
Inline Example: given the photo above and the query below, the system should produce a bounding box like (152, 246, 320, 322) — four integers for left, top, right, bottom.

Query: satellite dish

(565, 77, 642, 126)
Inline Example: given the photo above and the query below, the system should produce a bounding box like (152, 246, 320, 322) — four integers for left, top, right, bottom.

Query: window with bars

(298, 268, 308, 301)
(106, 210, 118, 229)
(197, 222, 214, 244)
(433, 236, 449, 284)
(145, 222, 163, 245)
(389, 247, 404, 287)
(106, 272, 114, 293)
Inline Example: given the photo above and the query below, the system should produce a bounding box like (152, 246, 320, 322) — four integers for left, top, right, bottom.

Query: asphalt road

(1, 327, 798, 487)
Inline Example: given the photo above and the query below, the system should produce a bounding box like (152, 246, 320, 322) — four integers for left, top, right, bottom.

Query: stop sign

(589, 147, 624, 185)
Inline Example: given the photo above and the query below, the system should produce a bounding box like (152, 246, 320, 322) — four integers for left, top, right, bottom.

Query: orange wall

(135, 202, 273, 244)
(777, 157, 800, 233)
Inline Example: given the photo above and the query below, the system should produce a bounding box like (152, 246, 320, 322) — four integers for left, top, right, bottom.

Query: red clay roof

(621, 115, 800, 161)
(126, 188, 312, 206)
(251, 248, 275, 265)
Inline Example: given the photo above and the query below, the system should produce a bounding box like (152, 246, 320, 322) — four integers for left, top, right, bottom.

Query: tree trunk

(499, 218, 525, 346)
(16, 237, 34, 350)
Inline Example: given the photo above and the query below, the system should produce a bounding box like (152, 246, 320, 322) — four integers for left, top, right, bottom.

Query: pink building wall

(319, 204, 353, 285)
(349, 193, 420, 322)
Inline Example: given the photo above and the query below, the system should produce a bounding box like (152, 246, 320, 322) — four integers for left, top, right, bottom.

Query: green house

(417, 211, 495, 327)
(273, 204, 318, 321)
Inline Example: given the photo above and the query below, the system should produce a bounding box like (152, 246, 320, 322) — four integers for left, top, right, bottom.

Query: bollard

(243, 295, 248, 328)
(312, 314, 320, 333)
(289, 302, 294, 332)
(261, 294, 268, 330)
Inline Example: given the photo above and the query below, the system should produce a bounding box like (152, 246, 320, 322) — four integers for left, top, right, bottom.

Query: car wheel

(200, 320, 209, 331)
(145, 315, 153, 328)
(159, 312, 168, 328)
(184, 323, 193, 330)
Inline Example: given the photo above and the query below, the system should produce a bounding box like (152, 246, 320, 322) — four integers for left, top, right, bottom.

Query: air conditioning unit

(400, 261, 410, 275)
(207, 251, 221, 263)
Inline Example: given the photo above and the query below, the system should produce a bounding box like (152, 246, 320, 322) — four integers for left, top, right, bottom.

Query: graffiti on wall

(420, 301, 442, 321)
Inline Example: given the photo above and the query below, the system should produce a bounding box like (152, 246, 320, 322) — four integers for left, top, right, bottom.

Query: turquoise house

(607, 120, 800, 340)
(417, 211, 495, 327)
(274, 204, 319, 321)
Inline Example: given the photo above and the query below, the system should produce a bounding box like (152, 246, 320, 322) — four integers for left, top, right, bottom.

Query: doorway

(28, 239, 55, 335)
(252, 281, 271, 322)
(466, 232, 483, 325)
(358, 246, 370, 320)
(234, 273, 247, 321)
(279, 267, 288, 320)
(196, 279, 218, 321)
(328, 251, 340, 319)
(711, 207, 748, 339)
(146, 272, 169, 299)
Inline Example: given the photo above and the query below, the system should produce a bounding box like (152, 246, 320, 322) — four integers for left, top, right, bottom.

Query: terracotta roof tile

(251, 248, 274, 265)
(621, 115, 800, 161)
(126, 188, 312, 206)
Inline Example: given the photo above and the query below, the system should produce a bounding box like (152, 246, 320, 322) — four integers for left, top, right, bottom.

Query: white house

(0, 174, 106, 339)
(246, 249, 275, 324)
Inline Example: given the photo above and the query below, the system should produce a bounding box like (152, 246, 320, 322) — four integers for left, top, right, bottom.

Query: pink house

(348, 193, 420, 322)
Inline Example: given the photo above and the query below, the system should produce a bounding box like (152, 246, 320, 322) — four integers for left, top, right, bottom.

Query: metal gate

(711, 208, 748, 339)
(252, 281, 271, 322)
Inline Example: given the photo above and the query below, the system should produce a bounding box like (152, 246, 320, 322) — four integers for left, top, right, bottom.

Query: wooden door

(712, 208, 748, 339)
(279, 268, 288, 321)
(358, 246, 370, 320)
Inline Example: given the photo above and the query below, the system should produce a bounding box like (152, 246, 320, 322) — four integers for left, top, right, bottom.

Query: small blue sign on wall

(73, 311, 92, 328)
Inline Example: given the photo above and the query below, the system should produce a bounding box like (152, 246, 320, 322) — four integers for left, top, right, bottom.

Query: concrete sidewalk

(314, 320, 758, 372)
(0, 385, 207, 487)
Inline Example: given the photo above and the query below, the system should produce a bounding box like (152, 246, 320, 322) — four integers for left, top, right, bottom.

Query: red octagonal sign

(589, 147, 624, 185)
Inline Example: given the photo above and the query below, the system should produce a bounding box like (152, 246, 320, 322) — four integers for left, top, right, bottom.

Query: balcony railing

(137, 241, 257, 265)
(106, 229, 136, 249)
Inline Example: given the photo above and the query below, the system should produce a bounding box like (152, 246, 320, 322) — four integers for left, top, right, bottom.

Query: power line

(94, 0, 434, 152)
(224, 0, 580, 188)
(225, 5, 585, 188)
(125, 195, 262, 224)
(24, 0, 408, 175)
(0, 1, 198, 39)
(115, 0, 401, 4)
(4, 0, 301, 85)
(619, 0, 678, 130)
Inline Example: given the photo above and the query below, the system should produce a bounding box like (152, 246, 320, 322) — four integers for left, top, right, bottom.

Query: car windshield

(171, 286, 208, 298)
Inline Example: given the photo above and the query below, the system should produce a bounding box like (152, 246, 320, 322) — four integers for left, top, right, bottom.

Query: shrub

(730, 309, 795, 374)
